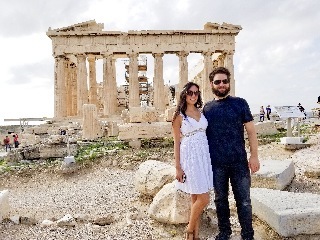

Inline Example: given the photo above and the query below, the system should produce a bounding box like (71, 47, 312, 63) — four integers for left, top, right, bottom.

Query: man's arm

(244, 121, 260, 173)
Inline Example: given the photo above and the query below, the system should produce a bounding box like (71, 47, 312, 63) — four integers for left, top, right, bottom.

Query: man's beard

(212, 86, 230, 97)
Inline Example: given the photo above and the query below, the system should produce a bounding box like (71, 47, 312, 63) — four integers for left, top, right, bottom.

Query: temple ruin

(46, 20, 242, 120)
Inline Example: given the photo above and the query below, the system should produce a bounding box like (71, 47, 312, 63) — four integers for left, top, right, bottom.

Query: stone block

(118, 122, 172, 140)
(280, 137, 304, 144)
(129, 107, 157, 123)
(252, 160, 295, 190)
(39, 144, 77, 159)
(165, 107, 176, 122)
(254, 122, 279, 136)
(251, 188, 320, 237)
(134, 160, 175, 196)
(148, 182, 191, 224)
(0, 190, 10, 222)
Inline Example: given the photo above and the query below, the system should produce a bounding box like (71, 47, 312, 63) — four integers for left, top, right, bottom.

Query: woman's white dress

(176, 113, 214, 194)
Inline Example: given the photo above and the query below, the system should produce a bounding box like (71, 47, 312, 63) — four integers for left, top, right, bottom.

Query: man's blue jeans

(212, 162, 254, 239)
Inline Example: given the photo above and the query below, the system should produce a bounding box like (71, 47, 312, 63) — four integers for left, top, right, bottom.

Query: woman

(172, 82, 213, 240)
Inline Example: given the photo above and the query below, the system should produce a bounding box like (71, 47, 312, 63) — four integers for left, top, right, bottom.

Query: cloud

(0, 0, 91, 37)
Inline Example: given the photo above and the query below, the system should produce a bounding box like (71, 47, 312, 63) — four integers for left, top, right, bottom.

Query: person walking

(203, 67, 260, 240)
(259, 106, 265, 122)
(3, 136, 12, 152)
(172, 82, 213, 240)
(266, 105, 271, 121)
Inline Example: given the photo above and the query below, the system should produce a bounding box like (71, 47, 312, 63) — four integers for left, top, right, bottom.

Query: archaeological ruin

(46, 20, 242, 121)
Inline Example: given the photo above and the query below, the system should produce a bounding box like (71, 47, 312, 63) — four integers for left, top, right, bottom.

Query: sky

(1, 0, 320, 125)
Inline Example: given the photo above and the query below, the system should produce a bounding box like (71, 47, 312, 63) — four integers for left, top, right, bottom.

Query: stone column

(153, 53, 165, 111)
(70, 62, 77, 116)
(54, 55, 67, 118)
(202, 51, 213, 103)
(103, 54, 118, 116)
(82, 104, 100, 140)
(128, 53, 140, 108)
(76, 54, 88, 116)
(176, 51, 189, 101)
(87, 55, 98, 107)
(224, 51, 235, 96)
(217, 54, 225, 67)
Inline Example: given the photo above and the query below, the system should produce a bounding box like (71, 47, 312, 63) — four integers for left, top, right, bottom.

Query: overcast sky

(1, 0, 319, 125)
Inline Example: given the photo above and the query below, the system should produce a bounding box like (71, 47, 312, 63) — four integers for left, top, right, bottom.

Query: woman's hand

(176, 167, 185, 183)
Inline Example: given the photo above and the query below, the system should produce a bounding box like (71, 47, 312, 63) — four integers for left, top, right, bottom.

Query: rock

(93, 214, 115, 226)
(148, 182, 191, 224)
(252, 159, 295, 190)
(20, 216, 37, 225)
(0, 190, 10, 222)
(40, 219, 55, 227)
(251, 188, 320, 237)
(134, 160, 175, 196)
(56, 214, 76, 227)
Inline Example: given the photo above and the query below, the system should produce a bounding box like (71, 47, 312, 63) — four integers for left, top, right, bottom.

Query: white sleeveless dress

(175, 113, 214, 194)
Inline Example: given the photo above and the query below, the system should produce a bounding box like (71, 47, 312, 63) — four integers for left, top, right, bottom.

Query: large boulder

(0, 190, 10, 222)
(134, 160, 175, 197)
(148, 182, 190, 224)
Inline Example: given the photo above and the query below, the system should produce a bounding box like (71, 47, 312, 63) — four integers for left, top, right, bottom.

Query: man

(3, 136, 11, 152)
(203, 67, 260, 240)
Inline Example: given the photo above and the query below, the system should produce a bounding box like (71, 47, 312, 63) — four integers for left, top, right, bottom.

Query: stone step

(252, 159, 295, 190)
(251, 188, 320, 237)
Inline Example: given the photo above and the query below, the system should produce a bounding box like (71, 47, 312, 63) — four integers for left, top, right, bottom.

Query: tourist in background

(259, 106, 265, 122)
(13, 134, 19, 148)
(203, 67, 260, 240)
(3, 136, 11, 152)
(266, 105, 271, 121)
(172, 82, 213, 240)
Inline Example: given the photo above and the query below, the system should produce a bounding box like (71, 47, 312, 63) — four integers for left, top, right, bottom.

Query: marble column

(103, 54, 118, 116)
(202, 51, 213, 103)
(70, 62, 78, 116)
(217, 54, 226, 67)
(65, 59, 73, 117)
(76, 54, 88, 116)
(153, 53, 165, 111)
(54, 55, 67, 118)
(224, 51, 235, 96)
(87, 55, 98, 107)
(128, 53, 140, 108)
(176, 51, 189, 101)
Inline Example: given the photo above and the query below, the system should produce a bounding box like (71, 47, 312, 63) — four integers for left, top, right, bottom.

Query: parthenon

(46, 20, 242, 119)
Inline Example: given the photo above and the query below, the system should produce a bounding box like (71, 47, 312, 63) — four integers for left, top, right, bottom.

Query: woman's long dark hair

(172, 82, 203, 122)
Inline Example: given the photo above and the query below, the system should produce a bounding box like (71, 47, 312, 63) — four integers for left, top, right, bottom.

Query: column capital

(87, 55, 96, 62)
(202, 51, 213, 57)
(152, 52, 164, 58)
(101, 52, 113, 58)
(128, 52, 139, 58)
(176, 51, 189, 58)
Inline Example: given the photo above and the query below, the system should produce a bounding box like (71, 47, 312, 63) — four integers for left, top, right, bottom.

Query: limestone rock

(251, 188, 320, 237)
(0, 190, 10, 222)
(134, 160, 175, 196)
(118, 122, 172, 140)
(252, 159, 295, 190)
(148, 182, 190, 224)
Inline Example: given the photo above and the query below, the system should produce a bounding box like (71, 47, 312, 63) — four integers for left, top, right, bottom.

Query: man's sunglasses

(186, 90, 200, 97)
(213, 79, 230, 85)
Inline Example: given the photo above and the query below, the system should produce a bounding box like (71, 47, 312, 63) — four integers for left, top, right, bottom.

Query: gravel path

(1, 134, 320, 240)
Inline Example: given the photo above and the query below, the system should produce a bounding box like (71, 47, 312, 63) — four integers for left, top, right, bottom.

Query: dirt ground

(0, 139, 320, 239)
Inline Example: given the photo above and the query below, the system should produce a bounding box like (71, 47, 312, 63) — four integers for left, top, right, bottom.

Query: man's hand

(248, 155, 260, 174)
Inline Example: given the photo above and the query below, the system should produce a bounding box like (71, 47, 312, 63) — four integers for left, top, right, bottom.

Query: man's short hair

(209, 67, 231, 82)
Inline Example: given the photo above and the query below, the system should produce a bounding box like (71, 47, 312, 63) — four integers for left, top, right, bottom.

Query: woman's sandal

(184, 230, 194, 240)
